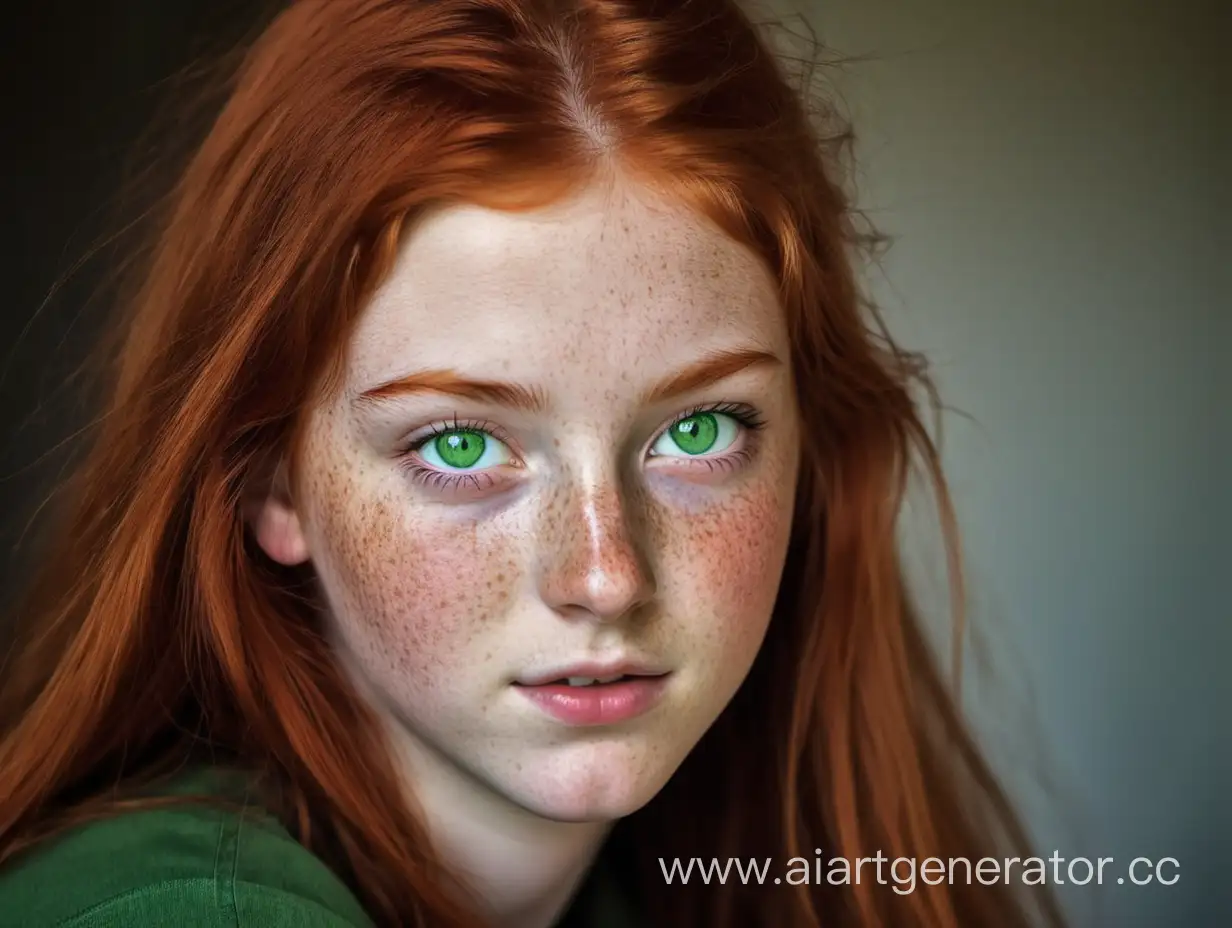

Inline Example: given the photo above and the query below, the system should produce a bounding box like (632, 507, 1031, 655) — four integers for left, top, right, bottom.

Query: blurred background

(1, 0, 1227, 924)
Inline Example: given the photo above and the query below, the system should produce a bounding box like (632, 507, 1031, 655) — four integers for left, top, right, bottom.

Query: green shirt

(0, 768, 638, 927)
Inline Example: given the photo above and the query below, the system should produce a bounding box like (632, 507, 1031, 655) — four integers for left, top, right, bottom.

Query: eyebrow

(355, 369, 548, 413)
(641, 347, 781, 405)
(353, 346, 781, 413)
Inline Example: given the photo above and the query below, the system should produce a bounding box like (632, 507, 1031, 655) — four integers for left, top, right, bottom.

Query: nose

(536, 476, 656, 622)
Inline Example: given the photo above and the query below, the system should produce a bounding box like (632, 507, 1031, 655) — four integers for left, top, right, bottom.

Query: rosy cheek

(305, 463, 520, 691)
(649, 468, 794, 664)
(705, 490, 790, 623)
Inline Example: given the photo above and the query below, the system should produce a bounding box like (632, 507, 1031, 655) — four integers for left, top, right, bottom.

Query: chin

(497, 738, 685, 823)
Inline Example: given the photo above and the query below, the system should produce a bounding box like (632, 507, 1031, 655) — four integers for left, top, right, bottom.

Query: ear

(247, 460, 311, 566)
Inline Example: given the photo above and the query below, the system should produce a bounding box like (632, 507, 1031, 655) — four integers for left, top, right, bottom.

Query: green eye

(419, 429, 510, 470)
(650, 412, 740, 458)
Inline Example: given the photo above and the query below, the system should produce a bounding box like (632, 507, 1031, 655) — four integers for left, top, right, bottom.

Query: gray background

(766, 0, 1228, 923)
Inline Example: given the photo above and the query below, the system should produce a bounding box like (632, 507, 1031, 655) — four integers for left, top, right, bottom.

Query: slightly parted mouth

(513, 668, 671, 687)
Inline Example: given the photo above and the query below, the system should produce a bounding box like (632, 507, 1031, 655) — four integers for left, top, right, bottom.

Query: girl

(0, 1, 1065, 926)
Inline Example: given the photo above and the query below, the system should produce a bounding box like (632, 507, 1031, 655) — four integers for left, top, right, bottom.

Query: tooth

(567, 677, 597, 686)
(595, 674, 623, 684)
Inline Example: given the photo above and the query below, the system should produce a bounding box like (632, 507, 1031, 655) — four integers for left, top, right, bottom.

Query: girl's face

(256, 180, 799, 822)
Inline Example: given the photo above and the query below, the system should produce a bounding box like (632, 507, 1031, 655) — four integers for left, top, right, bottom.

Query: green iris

(670, 413, 719, 455)
(434, 430, 485, 468)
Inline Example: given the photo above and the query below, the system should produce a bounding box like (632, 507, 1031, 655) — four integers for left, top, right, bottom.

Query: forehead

(347, 183, 785, 391)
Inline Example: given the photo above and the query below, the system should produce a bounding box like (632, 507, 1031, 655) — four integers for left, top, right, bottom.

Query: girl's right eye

(416, 428, 513, 472)
(398, 423, 520, 494)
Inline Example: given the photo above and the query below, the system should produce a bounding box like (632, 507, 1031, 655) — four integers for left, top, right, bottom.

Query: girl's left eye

(417, 428, 513, 471)
(649, 412, 741, 458)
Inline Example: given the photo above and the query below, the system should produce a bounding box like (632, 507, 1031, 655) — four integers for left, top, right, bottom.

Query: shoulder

(0, 768, 372, 927)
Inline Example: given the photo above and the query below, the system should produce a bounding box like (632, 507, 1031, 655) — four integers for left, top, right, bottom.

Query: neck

(385, 720, 611, 928)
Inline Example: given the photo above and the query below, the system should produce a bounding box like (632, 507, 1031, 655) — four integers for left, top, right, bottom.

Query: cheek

(303, 461, 521, 691)
(656, 477, 795, 655)
(709, 490, 791, 622)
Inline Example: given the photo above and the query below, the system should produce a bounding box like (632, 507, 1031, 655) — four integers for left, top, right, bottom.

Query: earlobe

(247, 462, 311, 566)
(251, 497, 311, 565)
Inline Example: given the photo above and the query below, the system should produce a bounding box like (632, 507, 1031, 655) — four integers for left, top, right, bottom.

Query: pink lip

(514, 674, 670, 726)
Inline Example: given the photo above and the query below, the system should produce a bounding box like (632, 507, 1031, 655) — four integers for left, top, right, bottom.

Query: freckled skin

(270, 180, 800, 825)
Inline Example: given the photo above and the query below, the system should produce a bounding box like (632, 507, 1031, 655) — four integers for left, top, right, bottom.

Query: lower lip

(514, 675, 670, 726)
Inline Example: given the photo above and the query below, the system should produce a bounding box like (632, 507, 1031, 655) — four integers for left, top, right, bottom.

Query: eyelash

(398, 403, 767, 491)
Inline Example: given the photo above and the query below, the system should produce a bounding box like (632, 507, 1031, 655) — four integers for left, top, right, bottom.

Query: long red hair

(0, 1, 1065, 926)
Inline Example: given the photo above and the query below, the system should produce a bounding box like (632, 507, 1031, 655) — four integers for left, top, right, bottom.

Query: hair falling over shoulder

(0, 1, 1066, 925)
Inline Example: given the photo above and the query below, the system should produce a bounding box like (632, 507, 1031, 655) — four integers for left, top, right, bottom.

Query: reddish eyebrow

(641, 347, 781, 405)
(354, 347, 781, 413)
(355, 370, 547, 413)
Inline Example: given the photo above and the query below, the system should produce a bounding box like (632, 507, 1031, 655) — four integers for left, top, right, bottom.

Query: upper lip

(515, 658, 671, 686)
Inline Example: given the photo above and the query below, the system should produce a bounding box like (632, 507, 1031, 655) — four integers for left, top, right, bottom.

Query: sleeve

(61, 877, 366, 927)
